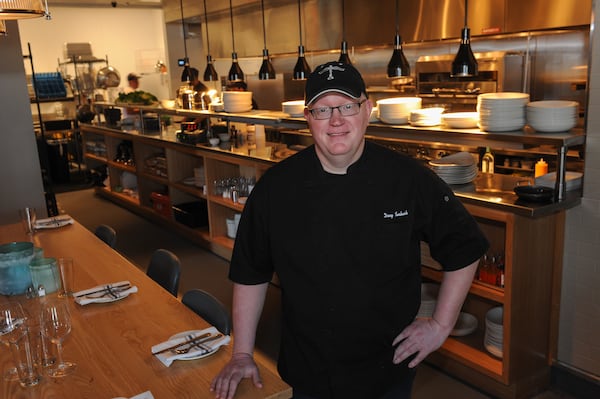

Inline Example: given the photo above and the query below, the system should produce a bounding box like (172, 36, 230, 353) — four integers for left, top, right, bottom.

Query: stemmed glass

(0, 301, 26, 381)
(40, 300, 76, 377)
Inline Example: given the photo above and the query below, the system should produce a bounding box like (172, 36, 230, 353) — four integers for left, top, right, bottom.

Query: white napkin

(34, 215, 74, 229)
(73, 281, 138, 306)
(151, 326, 231, 367)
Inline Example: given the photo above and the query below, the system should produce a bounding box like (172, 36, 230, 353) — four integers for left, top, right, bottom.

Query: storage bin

(151, 192, 172, 217)
(172, 200, 208, 228)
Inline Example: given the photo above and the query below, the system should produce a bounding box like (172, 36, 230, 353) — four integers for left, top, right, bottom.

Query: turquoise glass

(0, 241, 34, 295)
(29, 257, 60, 294)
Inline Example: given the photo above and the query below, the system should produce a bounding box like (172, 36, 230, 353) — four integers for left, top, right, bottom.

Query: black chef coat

(230, 141, 489, 399)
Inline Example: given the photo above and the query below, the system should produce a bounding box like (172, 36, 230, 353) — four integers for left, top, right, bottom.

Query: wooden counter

(0, 221, 291, 399)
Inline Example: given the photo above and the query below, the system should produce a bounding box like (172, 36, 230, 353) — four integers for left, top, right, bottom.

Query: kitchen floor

(55, 188, 574, 399)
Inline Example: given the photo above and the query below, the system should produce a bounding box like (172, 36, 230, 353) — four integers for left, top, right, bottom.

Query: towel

(34, 215, 74, 229)
(73, 281, 138, 305)
(151, 326, 231, 367)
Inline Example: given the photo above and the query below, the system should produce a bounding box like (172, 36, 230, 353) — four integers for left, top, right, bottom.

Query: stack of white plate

(376, 97, 422, 125)
(484, 306, 504, 358)
(526, 100, 578, 132)
(429, 152, 478, 185)
(409, 107, 444, 127)
(223, 91, 253, 113)
(441, 112, 479, 129)
(282, 100, 305, 117)
(477, 92, 530, 132)
(417, 283, 439, 318)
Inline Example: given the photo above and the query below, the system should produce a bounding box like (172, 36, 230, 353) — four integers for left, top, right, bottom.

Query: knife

(152, 332, 215, 355)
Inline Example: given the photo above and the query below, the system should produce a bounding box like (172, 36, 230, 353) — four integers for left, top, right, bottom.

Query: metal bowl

(96, 66, 121, 89)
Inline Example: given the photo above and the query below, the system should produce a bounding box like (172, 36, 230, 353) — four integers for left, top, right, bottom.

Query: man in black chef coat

(211, 61, 488, 399)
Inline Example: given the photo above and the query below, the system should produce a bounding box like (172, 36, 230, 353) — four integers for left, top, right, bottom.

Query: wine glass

(40, 300, 76, 377)
(0, 300, 26, 381)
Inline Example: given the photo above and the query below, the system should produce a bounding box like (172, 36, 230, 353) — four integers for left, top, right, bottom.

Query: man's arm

(211, 282, 269, 399)
(392, 260, 478, 367)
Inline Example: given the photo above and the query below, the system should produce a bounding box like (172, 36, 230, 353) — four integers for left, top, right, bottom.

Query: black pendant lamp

(227, 0, 244, 82)
(202, 0, 218, 82)
(338, 0, 351, 65)
(258, 0, 276, 79)
(451, 0, 478, 77)
(387, 0, 410, 78)
(179, 0, 191, 83)
(292, 0, 311, 80)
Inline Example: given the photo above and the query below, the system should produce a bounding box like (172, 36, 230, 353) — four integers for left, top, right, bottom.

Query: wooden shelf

(209, 194, 245, 212)
(84, 152, 107, 163)
(422, 266, 505, 303)
(107, 160, 136, 173)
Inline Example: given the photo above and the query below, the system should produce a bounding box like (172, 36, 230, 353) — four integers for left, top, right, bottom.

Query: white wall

(18, 6, 172, 100)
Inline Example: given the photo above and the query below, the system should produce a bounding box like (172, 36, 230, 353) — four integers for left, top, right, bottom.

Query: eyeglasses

(308, 100, 367, 120)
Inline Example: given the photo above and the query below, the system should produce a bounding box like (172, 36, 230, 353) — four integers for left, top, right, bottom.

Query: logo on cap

(319, 64, 345, 81)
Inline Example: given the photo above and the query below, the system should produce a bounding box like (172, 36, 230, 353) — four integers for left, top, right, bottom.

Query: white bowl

(160, 99, 176, 108)
(441, 112, 479, 129)
(208, 137, 220, 146)
(282, 100, 305, 117)
(218, 133, 231, 142)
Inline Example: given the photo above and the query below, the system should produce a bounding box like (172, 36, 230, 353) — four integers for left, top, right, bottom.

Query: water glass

(40, 300, 76, 377)
(19, 207, 36, 235)
(29, 258, 61, 295)
(8, 324, 41, 387)
(57, 258, 74, 298)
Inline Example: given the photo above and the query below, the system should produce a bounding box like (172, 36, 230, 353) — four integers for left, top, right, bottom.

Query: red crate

(151, 192, 172, 217)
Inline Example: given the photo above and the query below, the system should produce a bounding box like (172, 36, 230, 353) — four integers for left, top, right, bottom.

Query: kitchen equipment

(0, 241, 34, 295)
(416, 51, 524, 112)
(179, 86, 196, 110)
(514, 185, 554, 202)
(95, 66, 121, 89)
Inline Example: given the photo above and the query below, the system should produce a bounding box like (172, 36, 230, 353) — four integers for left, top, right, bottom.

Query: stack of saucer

(526, 100, 578, 132)
(409, 107, 444, 127)
(477, 92, 529, 132)
(429, 152, 478, 185)
(484, 306, 504, 358)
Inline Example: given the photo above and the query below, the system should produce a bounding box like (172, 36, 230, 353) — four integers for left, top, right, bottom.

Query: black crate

(172, 200, 208, 228)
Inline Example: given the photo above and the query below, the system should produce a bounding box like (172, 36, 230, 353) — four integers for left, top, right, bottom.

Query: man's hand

(391, 317, 451, 368)
(210, 353, 263, 399)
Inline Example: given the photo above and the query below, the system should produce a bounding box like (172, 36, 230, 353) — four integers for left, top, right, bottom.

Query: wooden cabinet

(422, 204, 564, 398)
(80, 125, 273, 258)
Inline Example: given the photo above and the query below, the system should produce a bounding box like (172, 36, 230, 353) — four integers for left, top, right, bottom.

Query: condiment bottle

(481, 147, 495, 174)
(535, 158, 548, 177)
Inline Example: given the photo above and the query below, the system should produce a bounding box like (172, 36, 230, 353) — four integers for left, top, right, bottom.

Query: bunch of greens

(116, 91, 158, 105)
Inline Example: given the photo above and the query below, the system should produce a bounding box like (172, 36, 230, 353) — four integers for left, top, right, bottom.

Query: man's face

(304, 92, 372, 172)
(129, 79, 139, 89)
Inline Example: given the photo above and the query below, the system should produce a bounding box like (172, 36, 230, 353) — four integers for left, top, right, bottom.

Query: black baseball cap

(305, 61, 367, 106)
(127, 73, 141, 81)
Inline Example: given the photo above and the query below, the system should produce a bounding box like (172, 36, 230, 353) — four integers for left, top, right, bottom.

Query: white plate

(484, 342, 503, 358)
(450, 312, 478, 336)
(168, 329, 224, 360)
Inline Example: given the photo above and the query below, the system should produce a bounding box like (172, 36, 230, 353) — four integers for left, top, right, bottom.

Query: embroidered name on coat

(383, 210, 409, 220)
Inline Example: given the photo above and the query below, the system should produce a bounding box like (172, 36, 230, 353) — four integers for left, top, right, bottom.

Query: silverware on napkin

(74, 282, 131, 298)
(152, 332, 221, 355)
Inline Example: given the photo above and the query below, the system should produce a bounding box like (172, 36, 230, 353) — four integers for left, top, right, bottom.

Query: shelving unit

(80, 104, 582, 399)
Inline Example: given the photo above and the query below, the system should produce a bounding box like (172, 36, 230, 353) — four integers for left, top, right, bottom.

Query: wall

(558, 1, 600, 377)
(0, 21, 46, 224)
(18, 6, 172, 100)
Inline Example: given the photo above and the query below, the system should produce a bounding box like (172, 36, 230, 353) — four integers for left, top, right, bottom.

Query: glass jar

(29, 258, 60, 294)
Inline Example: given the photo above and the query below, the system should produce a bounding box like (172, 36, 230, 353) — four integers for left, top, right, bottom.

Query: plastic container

(151, 192, 172, 217)
(0, 242, 34, 295)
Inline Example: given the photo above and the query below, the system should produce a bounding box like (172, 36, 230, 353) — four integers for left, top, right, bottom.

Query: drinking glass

(40, 300, 76, 377)
(0, 301, 26, 382)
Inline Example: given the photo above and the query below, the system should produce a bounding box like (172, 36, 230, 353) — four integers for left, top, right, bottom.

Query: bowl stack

(441, 112, 479, 129)
(409, 107, 444, 127)
(429, 151, 478, 185)
(526, 100, 578, 132)
(282, 100, 305, 117)
(417, 282, 439, 318)
(223, 91, 253, 113)
(477, 92, 530, 132)
(484, 306, 504, 358)
(376, 97, 422, 125)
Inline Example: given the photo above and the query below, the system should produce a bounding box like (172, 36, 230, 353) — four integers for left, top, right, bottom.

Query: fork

(174, 334, 222, 354)
(87, 284, 131, 299)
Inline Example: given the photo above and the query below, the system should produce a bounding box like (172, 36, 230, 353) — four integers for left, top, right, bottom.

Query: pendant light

(387, 0, 410, 78)
(227, 0, 244, 82)
(0, 0, 49, 20)
(179, 0, 191, 83)
(202, 0, 218, 82)
(258, 0, 276, 80)
(292, 0, 311, 80)
(451, 0, 478, 77)
(338, 0, 351, 65)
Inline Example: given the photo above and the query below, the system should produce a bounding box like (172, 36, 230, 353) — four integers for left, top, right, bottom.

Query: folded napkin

(112, 391, 155, 399)
(151, 326, 231, 367)
(73, 281, 138, 306)
(34, 214, 74, 229)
